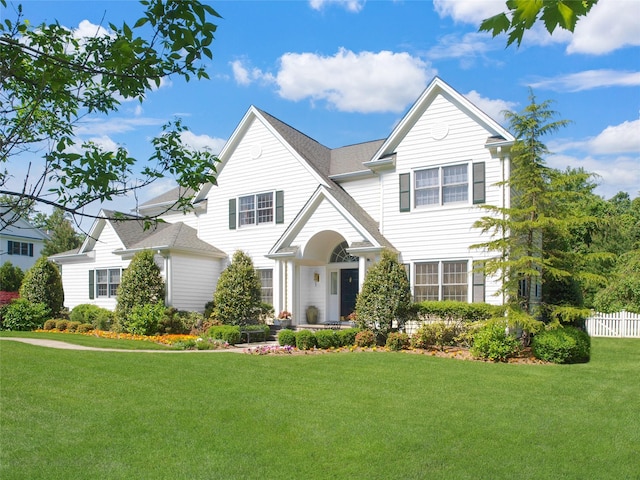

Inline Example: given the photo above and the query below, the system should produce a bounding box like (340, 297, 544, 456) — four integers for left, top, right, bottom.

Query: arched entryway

(328, 241, 359, 320)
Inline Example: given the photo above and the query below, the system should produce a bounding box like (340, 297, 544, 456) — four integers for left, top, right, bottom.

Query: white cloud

(274, 48, 435, 113)
(180, 131, 226, 155)
(309, 0, 365, 13)
(86, 135, 119, 152)
(75, 116, 165, 136)
(464, 90, 517, 124)
(588, 120, 640, 155)
(568, 0, 640, 55)
(231, 60, 275, 86)
(433, 0, 504, 24)
(527, 70, 640, 92)
(427, 32, 503, 68)
(73, 19, 111, 40)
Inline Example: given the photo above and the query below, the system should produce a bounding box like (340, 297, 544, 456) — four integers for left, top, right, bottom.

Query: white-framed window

(414, 164, 468, 207)
(94, 268, 122, 298)
(7, 240, 34, 257)
(258, 268, 273, 305)
(414, 260, 469, 302)
(239, 192, 273, 227)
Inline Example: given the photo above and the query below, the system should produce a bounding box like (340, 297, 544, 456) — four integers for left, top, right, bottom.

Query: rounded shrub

(70, 304, 113, 331)
(19, 257, 64, 316)
(122, 302, 165, 336)
(470, 320, 521, 362)
(0, 261, 24, 292)
(532, 326, 590, 364)
(43, 319, 57, 330)
(355, 329, 375, 348)
(207, 325, 241, 345)
(67, 321, 81, 332)
(1, 299, 50, 331)
(278, 328, 296, 347)
(315, 329, 339, 349)
(55, 319, 69, 331)
(336, 327, 360, 347)
(386, 332, 410, 351)
(76, 323, 93, 333)
(296, 330, 316, 350)
(410, 322, 460, 350)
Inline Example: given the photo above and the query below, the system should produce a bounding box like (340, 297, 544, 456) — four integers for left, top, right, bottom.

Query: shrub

(296, 330, 316, 350)
(386, 332, 410, 351)
(470, 321, 521, 362)
(207, 325, 241, 345)
(1, 299, 50, 331)
(336, 327, 360, 347)
(0, 291, 20, 307)
(115, 250, 165, 327)
(19, 257, 64, 316)
(43, 319, 57, 330)
(70, 304, 113, 330)
(212, 251, 262, 325)
(122, 302, 165, 336)
(413, 300, 505, 323)
(159, 308, 203, 335)
(278, 328, 296, 347)
(355, 329, 375, 348)
(76, 323, 93, 333)
(355, 249, 411, 338)
(0, 261, 24, 292)
(55, 319, 69, 331)
(532, 326, 591, 364)
(315, 329, 339, 349)
(67, 321, 81, 332)
(410, 321, 461, 350)
(204, 300, 215, 320)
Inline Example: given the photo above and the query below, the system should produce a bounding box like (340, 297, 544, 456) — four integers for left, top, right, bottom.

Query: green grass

(1, 337, 639, 479)
(0, 330, 175, 350)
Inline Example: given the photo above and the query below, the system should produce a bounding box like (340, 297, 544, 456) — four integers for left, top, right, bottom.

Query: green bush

(278, 328, 296, 347)
(410, 321, 461, 350)
(386, 332, 410, 351)
(532, 326, 591, 364)
(413, 301, 505, 323)
(336, 327, 360, 347)
(43, 319, 57, 330)
(122, 302, 165, 336)
(67, 321, 81, 332)
(470, 321, 521, 362)
(207, 325, 241, 345)
(70, 304, 113, 331)
(213, 251, 262, 325)
(55, 319, 69, 331)
(1, 299, 50, 331)
(355, 330, 375, 348)
(296, 330, 316, 350)
(315, 329, 339, 349)
(0, 261, 24, 292)
(158, 308, 202, 334)
(76, 323, 93, 333)
(19, 257, 64, 316)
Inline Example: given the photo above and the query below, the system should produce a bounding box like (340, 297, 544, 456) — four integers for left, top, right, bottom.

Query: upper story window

(7, 240, 34, 257)
(239, 192, 273, 227)
(415, 164, 468, 207)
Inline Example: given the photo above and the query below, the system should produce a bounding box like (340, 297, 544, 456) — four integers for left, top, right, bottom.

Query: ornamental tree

(0, 0, 221, 228)
(0, 261, 24, 292)
(213, 251, 262, 326)
(355, 249, 411, 340)
(19, 257, 64, 315)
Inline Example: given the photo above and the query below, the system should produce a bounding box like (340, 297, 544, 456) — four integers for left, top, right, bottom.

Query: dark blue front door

(340, 268, 358, 319)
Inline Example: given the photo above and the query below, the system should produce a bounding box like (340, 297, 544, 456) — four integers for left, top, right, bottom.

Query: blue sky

(3, 0, 640, 222)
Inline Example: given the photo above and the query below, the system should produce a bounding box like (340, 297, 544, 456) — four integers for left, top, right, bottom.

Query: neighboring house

(52, 77, 515, 324)
(0, 209, 49, 274)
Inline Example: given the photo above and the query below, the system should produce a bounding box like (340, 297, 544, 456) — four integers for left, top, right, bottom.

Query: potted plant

(277, 310, 292, 328)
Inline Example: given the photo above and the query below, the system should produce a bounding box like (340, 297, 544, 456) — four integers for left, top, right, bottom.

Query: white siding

(339, 176, 380, 222)
(169, 253, 220, 312)
(0, 234, 46, 272)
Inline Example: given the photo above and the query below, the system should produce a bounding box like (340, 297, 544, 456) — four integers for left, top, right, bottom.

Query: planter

(278, 319, 292, 328)
(306, 305, 319, 324)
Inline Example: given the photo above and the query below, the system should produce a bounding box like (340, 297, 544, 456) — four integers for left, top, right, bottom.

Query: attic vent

(429, 122, 449, 140)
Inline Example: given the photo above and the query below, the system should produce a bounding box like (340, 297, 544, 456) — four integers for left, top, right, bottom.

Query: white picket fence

(586, 311, 640, 338)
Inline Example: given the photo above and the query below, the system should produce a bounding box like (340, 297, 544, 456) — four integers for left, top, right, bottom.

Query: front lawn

(1, 337, 638, 479)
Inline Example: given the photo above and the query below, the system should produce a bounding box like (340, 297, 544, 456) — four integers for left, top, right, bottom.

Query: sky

(3, 0, 640, 225)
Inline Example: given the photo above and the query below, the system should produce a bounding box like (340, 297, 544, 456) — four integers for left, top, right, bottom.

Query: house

(51, 77, 514, 324)
(0, 209, 50, 273)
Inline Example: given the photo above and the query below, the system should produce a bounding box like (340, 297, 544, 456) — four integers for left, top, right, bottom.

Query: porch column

(358, 255, 367, 290)
(273, 260, 283, 316)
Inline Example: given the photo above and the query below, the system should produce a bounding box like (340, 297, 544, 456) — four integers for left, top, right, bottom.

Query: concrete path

(0, 337, 278, 353)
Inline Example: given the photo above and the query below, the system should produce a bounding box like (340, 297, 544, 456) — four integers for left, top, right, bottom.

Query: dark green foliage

(207, 325, 241, 345)
(0, 261, 24, 292)
(413, 301, 505, 323)
(355, 330, 375, 348)
(295, 330, 316, 350)
(204, 300, 215, 319)
(470, 320, 521, 362)
(336, 327, 360, 347)
(158, 308, 202, 334)
(386, 332, 410, 351)
(532, 326, 591, 364)
(277, 328, 296, 347)
(19, 257, 64, 316)
(116, 250, 165, 327)
(355, 249, 411, 338)
(1, 299, 50, 331)
(594, 249, 640, 313)
(122, 302, 165, 336)
(213, 251, 262, 326)
(40, 208, 82, 256)
(315, 329, 339, 349)
(70, 304, 113, 331)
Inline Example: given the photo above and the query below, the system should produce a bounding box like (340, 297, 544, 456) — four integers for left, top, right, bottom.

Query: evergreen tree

(115, 250, 165, 327)
(19, 257, 63, 315)
(213, 251, 261, 326)
(0, 261, 24, 292)
(41, 208, 83, 256)
(355, 249, 411, 340)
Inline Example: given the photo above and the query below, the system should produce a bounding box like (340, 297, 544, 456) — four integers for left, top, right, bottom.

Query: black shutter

(88, 270, 95, 300)
(275, 190, 284, 224)
(228, 198, 236, 230)
(29, 243, 34, 257)
(399, 173, 410, 212)
(473, 162, 485, 204)
(7, 240, 13, 255)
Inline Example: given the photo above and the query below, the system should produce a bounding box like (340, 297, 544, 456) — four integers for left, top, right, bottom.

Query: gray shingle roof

(128, 221, 225, 256)
(329, 140, 385, 176)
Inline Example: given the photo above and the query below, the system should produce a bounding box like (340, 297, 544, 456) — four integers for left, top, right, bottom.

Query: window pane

(414, 262, 438, 302)
(443, 165, 467, 185)
(257, 192, 273, 224)
(442, 165, 468, 204)
(109, 269, 121, 297)
(258, 269, 273, 305)
(415, 169, 438, 188)
(442, 261, 467, 301)
(239, 195, 255, 226)
(415, 187, 439, 206)
(21, 242, 29, 256)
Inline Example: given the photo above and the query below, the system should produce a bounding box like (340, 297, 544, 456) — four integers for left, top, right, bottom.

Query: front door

(340, 268, 359, 319)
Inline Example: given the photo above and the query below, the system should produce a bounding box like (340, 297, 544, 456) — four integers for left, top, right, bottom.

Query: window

(414, 260, 469, 302)
(7, 240, 34, 257)
(258, 269, 273, 305)
(415, 164, 468, 207)
(92, 268, 122, 298)
(230, 191, 284, 229)
(329, 241, 358, 263)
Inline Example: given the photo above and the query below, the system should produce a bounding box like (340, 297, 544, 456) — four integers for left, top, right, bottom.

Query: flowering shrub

(355, 329, 375, 348)
(0, 291, 20, 306)
(386, 332, 410, 351)
(277, 310, 292, 320)
(245, 345, 293, 355)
